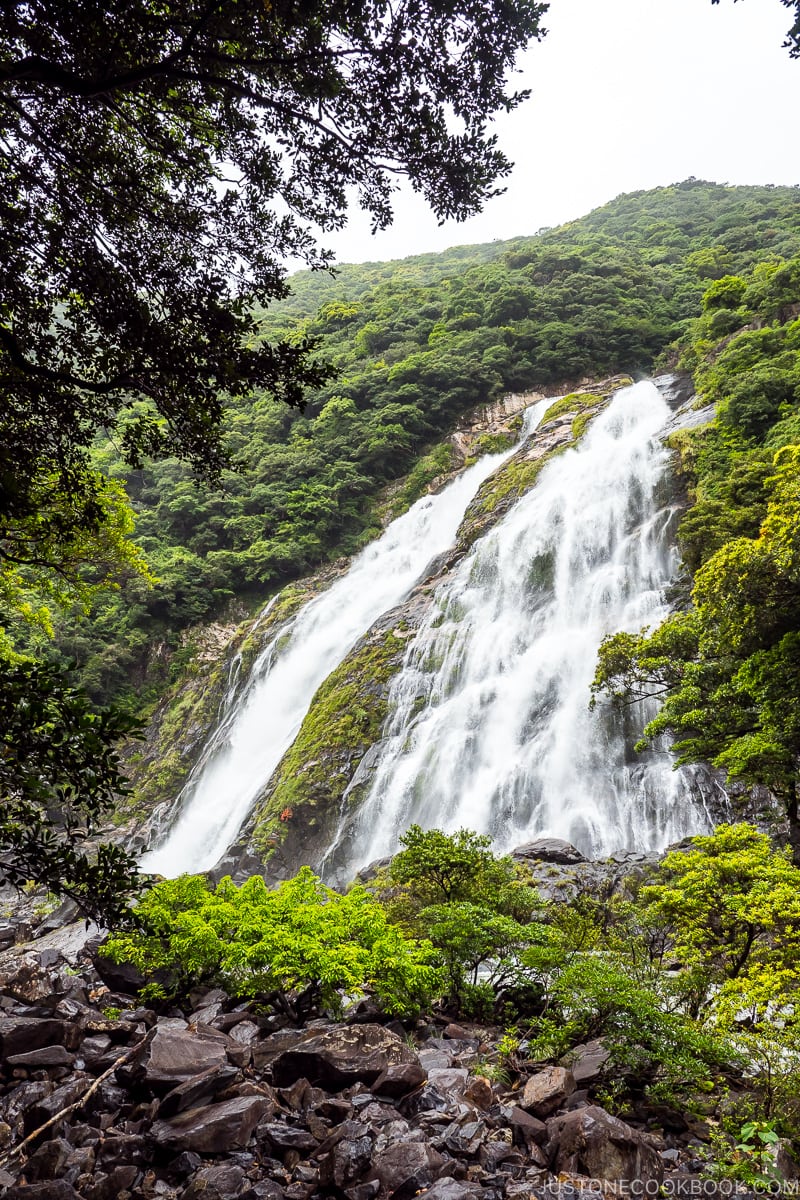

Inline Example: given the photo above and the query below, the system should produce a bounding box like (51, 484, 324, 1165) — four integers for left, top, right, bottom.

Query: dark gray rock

(371, 1060, 427, 1099)
(3, 1182, 84, 1200)
(150, 1094, 270, 1153)
(370, 1140, 446, 1197)
(546, 1104, 664, 1184)
(520, 1065, 576, 1116)
(319, 1130, 375, 1190)
(271, 1024, 416, 1089)
(560, 1039, 610, 1086)
(158, 1061, 243, 1117)
(6, 1044, 74, 1069)
(512, 838, 586, 865)
(121, 1024, 228, 1089)
(19, 1135, 72, 1181)
(0, 1016, 65, 1060)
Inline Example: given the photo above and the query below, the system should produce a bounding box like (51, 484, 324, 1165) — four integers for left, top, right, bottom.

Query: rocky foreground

(0, 873, 770, 1200)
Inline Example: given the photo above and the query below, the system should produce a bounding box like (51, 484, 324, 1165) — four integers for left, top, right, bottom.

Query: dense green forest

(594, 250, 800, 852)
(21, 180, 797, 711)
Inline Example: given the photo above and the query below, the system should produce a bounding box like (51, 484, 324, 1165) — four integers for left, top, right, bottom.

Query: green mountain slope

(35, 180, 800, 709)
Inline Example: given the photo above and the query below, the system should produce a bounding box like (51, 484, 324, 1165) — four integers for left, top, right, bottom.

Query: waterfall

(140, 413, 543, 877)
(337, 380, 710, 875)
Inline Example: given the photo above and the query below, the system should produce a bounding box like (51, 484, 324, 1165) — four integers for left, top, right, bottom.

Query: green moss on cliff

(542, 390, 605, 425)
(253, 625, 409, 853)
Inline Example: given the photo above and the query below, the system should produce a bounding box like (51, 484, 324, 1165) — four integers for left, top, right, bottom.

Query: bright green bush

(102, 866, 441, 1019)
(382, 825, 541, 1015)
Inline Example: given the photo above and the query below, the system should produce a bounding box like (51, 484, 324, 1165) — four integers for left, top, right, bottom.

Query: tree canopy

(0, 0, 546, 916)
(0, 0, 545, 554)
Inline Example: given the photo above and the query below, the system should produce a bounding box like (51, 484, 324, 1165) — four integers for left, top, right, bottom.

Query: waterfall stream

(332, 380, 710, 876)
(140, 415, 541, 877)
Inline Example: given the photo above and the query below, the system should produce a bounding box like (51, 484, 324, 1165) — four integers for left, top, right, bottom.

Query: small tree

(383, 826, 540, 1015)
(639, 824, 800, 1022)
(0, 658, 143, 927)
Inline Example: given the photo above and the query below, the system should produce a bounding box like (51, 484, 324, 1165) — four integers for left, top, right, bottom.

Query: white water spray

(339, 381, 710, 873)
(141, 417, 542, 876)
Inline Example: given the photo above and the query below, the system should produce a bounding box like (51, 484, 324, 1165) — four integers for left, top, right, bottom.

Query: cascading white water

(141, 414, 543, 877)
(340, 381, 710, 873)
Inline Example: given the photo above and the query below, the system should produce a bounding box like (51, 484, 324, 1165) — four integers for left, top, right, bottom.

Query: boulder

(121, 1025, 228, 1088)
(511, 838, 586, 865)
(561, 1038, 610, 1086)
(158, 1061, 243, 1117)
(520, 1065, 575, 1116)
(0, 1016, 65, 1060)
(150, 1094, 271, 1153)
(6, 1044, 74, 1069)
(271, 1024, 416, 1089)
(370, 1060, 426, 1099)
(183, 1163, 247, 1199)
(319, 1130, 375, 1190)
(426, 1067, 470, 1099)
(505, 1105, 548, 1147)
(369, 1140, 446, 1197)
(546, 1104, 664, 1184)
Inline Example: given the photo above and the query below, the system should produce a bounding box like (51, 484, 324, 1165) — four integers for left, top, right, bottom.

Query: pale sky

(323, 0, 798, 264)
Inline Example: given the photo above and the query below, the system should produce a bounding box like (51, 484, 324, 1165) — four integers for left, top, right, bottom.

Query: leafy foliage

(594, 255, 800, 854)
(382, 826, 539, 1013)
(638, 824, 800, 1023)
(102, 866, 441, 1018)
(0, 659, 143, 926)
(42, 183, 800, 711)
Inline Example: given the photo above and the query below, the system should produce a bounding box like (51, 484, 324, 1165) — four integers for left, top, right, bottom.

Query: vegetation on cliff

(33, 183, 800, 714)
(593, 255, 800, 855)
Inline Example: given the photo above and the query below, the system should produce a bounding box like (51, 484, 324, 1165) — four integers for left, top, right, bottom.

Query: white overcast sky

(322, 0, 798, 265)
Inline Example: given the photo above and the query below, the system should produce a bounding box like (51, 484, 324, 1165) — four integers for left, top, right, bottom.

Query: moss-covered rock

(250, 622, 410, 868)
(455, 376, 633, 553)
(122, 564, 349, 844)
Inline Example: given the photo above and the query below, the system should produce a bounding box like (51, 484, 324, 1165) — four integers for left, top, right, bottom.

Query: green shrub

(102, 867, 441, 1020)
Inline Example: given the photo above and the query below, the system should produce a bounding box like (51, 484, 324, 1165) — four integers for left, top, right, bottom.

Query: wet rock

(560, 1039, 610, 1086)
(512, 837, 587, 865)
(6, 1044, 75, 1069)
(270, 1024, 415, 1089)
(158, 1062, 243, 1117)
(520, 1065, 576, 1117)
(319, 1129, 374, 1190)
(427, 1067, 470, 1099)
(3, 1182, 84, 1200)
(371, 1060, 426, 1099)
(24, 1074, 92, 1133)
(80, 1164, 139, 1200)
(546, 1104, 664, 1184)
(422, 1180, 485, 1200)
(150, 1094, 270, 1153)
(370, 1140, 447, 1197)
(96, 1131, 151, 1168)
(121, 1025, 229, 1089)
(504, 1104, 548, 1147)
(259, 1122, 319, 1153)
(20, 1135, 72, 1181)
(417, 1049, 450, 1071)
(0, 1016, 65, 1060)
(183, 1162, 247, 1199)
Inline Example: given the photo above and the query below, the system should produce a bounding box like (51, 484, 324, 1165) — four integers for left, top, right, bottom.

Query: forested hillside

(594, 251, 800, 852)
(21, 181, 800, 710)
